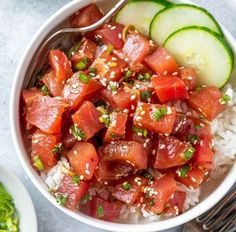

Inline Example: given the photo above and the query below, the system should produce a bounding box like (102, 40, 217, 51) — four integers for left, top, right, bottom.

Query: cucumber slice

(115, 0, 171, 36)
(164, 26, 234, 89)
(150, 4, 223, 45)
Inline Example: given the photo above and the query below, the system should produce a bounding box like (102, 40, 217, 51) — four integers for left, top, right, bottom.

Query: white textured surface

(0, 0, 235, 231)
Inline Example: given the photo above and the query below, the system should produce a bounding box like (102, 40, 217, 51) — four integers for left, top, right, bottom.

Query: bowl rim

(10, 0, 236, 231)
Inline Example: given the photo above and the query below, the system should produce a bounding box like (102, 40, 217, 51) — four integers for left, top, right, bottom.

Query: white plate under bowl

(0, 167, 37, 232)
(10, 0, 236, 231)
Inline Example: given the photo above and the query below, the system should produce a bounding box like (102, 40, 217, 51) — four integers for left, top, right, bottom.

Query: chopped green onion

(96, 204, 104, 218)
(70, 125, 85, 141)
(137, 73, 151, 82)
(99, 115, 110, 128)
(194, 124, 202, 131)
(56, 194, 67, 206)
(0, 183, 19, 231)
(109, 82, 119, 92)
(72, 175, 80, 185)
(74, 57, 88, 71)
(219, 94, 231, 104)
(89, 67, 97, 77)
(33, 156, 44, 171)
(183, 146, 195, 160)
(68, 42, 81, 58)
(125, 69, 133, 78)
(78, 72, 90, 84)
(141, 171, 154, 181)
(187, 134, 199, 144)
(152, 107, 167, 121)
(52, 143, 63, 154)
(132, 126, 148, 137)
(122, 181, 131, 191)
(110, 133, 119, 138)
(80, 193, 92, 204)
(147, 199, 155, 206)
(141, 90, 152, 102)
(106, 44, 114, 55)
(40, 85, 50, 96)
(178, 165, 190, 178)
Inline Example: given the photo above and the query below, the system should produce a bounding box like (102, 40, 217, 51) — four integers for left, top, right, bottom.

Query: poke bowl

(10, 0, 236, 231)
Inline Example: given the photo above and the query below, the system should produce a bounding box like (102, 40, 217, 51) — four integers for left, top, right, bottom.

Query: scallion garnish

(52, 143, 63, 154)
(106, 44, 114, 55)
(219, 94, 231, 105)
(122, 181, 131, 191)
(40, 85, 50, 96)
(56, 194, 67, 206)
(78, 72, 90, 84)
(125, 69, 132, 78)
(72, 175, 80, 185)
(194, 124, 202, 131)
(68, 42, 81, 58)
(178, 165, 190, 178)
(137, 72, 151, 82)
(183, 146, 195, 160)
(96, 204, 104, 218)
(141, 90, 152, 102)
(74, 57, 88, 71)
(187, 134, 199, 144)
(33, 156, 44, 171)
(89, 67, 97, 77)
(80, 193, 92, 204)
(132, 126, 148, 137)
(70, 125, 85, 141)
(147, 199, 155, 206)
(152, 107, 167, 121)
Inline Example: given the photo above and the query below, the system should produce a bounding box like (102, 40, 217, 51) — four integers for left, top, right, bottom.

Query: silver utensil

(183, 188, 236, 232)
(23, 0, 128, 88)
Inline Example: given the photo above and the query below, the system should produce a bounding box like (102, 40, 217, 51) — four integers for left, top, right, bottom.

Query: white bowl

(0, 167, 37, 232)
(10, 0, 236, 231)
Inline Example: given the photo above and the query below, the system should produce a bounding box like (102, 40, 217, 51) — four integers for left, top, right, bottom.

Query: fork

(183, 187, 236, 232)
(23, 0, 128, 88)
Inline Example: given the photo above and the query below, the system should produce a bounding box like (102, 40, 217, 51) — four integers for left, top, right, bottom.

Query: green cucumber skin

(150, 4, 223, 40)
(115, 0, 172, 22)
(164, 26, 234, 89)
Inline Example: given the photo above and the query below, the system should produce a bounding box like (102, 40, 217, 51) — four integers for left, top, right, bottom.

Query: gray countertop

(0, 0, 235, 231)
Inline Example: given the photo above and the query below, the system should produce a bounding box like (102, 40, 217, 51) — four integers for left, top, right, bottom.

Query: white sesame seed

(186, 76, 193, 80)
(159, 144, 166, 149)
(54, 55, 59, 61)
(166, 55, 171, 60)
(179, 66, 185, 70)
(85, 163, 89, 169)
(152, 149, 156, 155)
(124, 58, 129, 62)
(80, 175, 84, 180)
(130, 95, 136, 100)
(140, 111, 145, 115)
(123, 109, 129, 113)
(137, 132, 143, 137)
(73, 150, 77, 155)
(163, 71, 168, 75)
(111, 26, 116, 30)
(138, 123, 143, 127)
(33, 139, 38, 144)
(172, 72, 179, 76)
(118, 33, 122, 39)
(85, 170, 90, 175)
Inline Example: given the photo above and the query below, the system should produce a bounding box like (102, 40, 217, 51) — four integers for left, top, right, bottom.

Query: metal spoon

(23, 0, 128, 88)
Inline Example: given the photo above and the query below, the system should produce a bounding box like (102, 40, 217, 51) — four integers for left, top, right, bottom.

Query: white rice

(41, 85, 236, 223)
